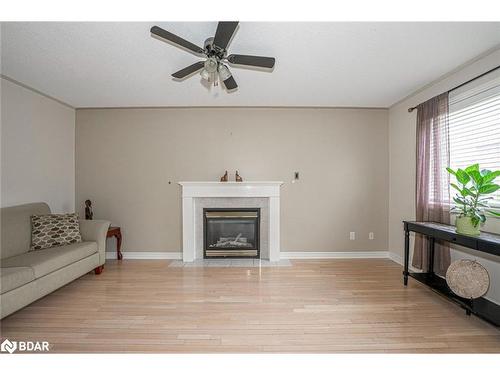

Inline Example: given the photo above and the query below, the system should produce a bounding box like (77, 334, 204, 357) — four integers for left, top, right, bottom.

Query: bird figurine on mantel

(220, 171, 228, 182)
(235, 171, 243, 182)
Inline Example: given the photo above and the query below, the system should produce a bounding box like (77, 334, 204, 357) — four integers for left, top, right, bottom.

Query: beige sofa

(0, 202, 110, 319)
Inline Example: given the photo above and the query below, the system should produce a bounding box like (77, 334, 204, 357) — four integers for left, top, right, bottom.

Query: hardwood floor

(1, 259, 499, 353)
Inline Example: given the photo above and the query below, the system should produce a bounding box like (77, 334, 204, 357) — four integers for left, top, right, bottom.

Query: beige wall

(76, 107, 388, 254)
(388, 48, 500, 303)
(1, 78, 75, 212)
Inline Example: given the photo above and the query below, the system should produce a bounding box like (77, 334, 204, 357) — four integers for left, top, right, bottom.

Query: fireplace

(179, 181, 282, 262)
(203, 208, 260, 258)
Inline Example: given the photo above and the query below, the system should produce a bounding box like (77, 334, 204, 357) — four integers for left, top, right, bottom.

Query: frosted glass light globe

(200, 68, 210, 81)
(218, 64, 232, 81)
(204, 58, 218, 73)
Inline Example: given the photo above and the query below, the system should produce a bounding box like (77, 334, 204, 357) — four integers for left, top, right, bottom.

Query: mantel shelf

(178, 181, 284, 186)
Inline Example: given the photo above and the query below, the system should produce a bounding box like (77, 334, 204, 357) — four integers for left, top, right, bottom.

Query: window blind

(448, 74, 500, 207)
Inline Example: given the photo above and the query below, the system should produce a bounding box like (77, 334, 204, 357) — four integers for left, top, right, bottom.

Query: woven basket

(446, 259, 490, 299)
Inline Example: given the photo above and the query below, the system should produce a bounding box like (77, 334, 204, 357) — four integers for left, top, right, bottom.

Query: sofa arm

(79, 220, 110, 265)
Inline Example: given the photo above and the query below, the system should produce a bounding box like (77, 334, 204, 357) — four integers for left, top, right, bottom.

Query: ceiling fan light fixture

(218, 64, 232, 81)
(204, 57, 218, 74)
(200, 68, 210, 81)
(151, 22, 275, 91)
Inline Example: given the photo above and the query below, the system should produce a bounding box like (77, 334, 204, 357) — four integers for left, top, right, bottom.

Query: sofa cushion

(1, 242, 97, 278)
(0, 267, 36, 294)
(31, 213, 82, 251)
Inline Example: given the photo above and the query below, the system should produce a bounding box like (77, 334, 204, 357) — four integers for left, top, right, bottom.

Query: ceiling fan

(150, 22, 275, 91)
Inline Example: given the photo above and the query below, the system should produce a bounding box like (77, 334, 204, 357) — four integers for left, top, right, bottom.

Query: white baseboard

(106, 251, 182, 260)
(106, 251, 389, 260)
(280, 251, 389, 259)
(388, 252, 403, 265)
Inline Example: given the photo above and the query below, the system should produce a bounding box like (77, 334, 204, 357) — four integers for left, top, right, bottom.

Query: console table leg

(403, 229, 410, 286)
(466, 298, 474, 316)
(428, 236, 435, 274)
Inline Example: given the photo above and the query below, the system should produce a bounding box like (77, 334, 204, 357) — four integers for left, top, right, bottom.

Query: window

(448, 72, 500, 207)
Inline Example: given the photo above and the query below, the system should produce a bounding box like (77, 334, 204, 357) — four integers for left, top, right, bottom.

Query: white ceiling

(1, 22, 500, 108)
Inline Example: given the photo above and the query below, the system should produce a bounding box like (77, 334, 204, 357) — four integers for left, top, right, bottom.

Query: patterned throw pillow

(31, 214, 82, 251)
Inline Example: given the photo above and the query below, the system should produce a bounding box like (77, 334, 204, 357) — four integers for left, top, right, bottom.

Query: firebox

(203, 208, 260, 258)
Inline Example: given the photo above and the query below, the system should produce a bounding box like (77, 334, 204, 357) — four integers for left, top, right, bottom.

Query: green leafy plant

(446, 164, 500, 226)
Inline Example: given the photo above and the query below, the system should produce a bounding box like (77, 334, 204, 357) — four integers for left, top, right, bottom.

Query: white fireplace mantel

(178, 181, 283, 262)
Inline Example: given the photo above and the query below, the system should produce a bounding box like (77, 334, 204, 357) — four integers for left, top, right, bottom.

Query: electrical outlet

(369, 232, 374, 240)
(350, 232, 356, 240)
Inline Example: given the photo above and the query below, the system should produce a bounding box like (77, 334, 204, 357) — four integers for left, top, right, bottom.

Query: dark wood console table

(403, 221, 500, 326)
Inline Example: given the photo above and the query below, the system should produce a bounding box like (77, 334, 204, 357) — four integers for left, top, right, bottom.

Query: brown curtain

(414, 92, 451, 275)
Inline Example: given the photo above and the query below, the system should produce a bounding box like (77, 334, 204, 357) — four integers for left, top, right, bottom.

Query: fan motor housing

(204, 37, 226, 59)
(204, 37, 214, 50)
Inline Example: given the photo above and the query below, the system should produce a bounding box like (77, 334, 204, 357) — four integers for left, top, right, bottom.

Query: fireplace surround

(178, 181, 283, 262)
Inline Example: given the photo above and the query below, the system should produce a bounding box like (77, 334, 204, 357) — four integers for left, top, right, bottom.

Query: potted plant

(446, 164, 500, 236)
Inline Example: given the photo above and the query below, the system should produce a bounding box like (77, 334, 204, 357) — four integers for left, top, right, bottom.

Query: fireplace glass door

(204, 209, 260, 258)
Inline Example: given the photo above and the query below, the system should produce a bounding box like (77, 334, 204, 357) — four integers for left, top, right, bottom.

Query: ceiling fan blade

(213, 21, 239, 50)
(172, 61, 205, 79)
(227, 54, 275, 69)
(223, 75, 238, 91)
(151, 26, 204, 55)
